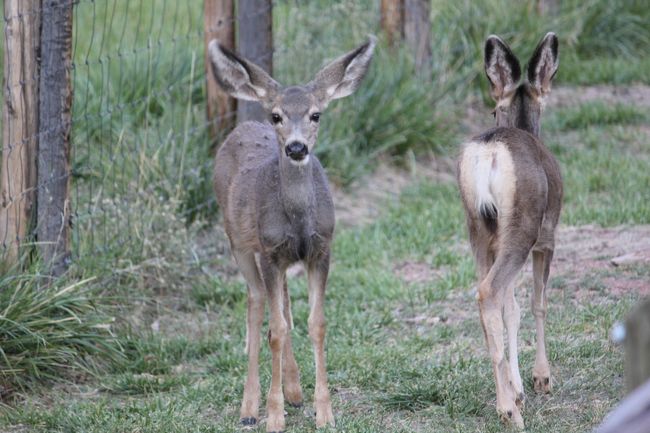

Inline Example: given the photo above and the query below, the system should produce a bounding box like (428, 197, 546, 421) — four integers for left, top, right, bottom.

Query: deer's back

(458, 127, 562, 230)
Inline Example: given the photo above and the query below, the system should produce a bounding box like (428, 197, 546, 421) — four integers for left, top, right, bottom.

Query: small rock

(611, 250, 650, 267)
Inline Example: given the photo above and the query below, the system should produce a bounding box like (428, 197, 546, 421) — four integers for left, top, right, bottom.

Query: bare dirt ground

(549, 225, 650, 296)
(389, 224, 650, 362)
(393, 225, 650, 295)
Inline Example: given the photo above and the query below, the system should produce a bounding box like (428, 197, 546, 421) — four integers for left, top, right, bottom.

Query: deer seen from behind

(457, 32, 562, 429)
(208, 36, 376, 432)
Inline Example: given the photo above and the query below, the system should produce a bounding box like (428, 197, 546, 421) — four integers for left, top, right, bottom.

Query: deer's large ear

(308, 35, 377, 106)
(527, 32, 559, 97)
(484, 35, 521, 101)
(208, 40, 280, 103)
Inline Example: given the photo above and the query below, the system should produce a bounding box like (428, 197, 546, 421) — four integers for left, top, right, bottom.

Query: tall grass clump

(0, 271, 123, 394)
(563, 0, 650, 59)
(559, 0, 650, 84)
(430, 0, 650, 92)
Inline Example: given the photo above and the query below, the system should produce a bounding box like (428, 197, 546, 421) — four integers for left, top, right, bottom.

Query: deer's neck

(279, 156, 315, 220)
(515, 115, 540, 138)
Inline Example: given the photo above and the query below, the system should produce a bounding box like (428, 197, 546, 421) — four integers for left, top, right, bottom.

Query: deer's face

(208, 36, 376, 165)
(267, 86, 323, 166)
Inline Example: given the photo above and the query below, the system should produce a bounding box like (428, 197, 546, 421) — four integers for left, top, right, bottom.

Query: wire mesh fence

(1, 0, 380, 274)
(70, 0, 216, 264)
(1, 0, 244, 270)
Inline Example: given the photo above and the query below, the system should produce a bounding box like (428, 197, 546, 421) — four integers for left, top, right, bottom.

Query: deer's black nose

(285, 141, 308, 160)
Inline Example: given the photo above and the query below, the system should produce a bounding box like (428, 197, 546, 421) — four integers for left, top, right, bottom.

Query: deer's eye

(310, 112, 321, 123)
(271, 113, 282, 124)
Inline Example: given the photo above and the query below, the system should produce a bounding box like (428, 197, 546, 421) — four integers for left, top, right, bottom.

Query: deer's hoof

(533, 374, 552, 394)
(287, 400, 303, 408)
(498, 405, 524, 430)
(499, 410, 524, 430)
(515, 392, 525, 410)
(240, 417, 257, 426)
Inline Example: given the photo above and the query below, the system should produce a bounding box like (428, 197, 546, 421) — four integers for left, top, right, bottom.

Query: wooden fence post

(595, 299, 650, 433)
(625, 299, 650, 393)
(204, 0, 236, 147)
(381, 0, 432, 76)
(37, 0, 74, 277)
(1, 0, 40, 268)
(537, 0, 559, 16)
(404, 0, 432, 77)
(237, 0, 273, 123)
(381, 0, 403, 48)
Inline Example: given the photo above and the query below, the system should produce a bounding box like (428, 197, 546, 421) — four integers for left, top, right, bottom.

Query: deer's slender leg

(233, 250, 266, 426)
(467, 216, 496, 280)
(479, 245, 531, 429)
(307, 253, 335, 428)
(259, 256, 287, 433)
(282, 279, 303, 407)
(532, 248, 553, 393)
(504, 283, 524, 408)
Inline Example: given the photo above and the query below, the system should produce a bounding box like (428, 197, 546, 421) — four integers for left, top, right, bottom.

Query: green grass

(545, 118, 650, 226)
(429, 0, 650, 101)
(561, 56, 650, 85)
(2, 174, 641, 431)
(4, 96, 649, 427)
(548, 102, 648, 131)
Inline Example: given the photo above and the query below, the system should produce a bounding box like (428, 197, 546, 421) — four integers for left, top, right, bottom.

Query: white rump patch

(459, 141, 516, 220)
(473, 150, 498, 216)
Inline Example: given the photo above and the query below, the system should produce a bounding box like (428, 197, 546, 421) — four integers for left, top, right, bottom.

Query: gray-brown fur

(457, 32, 562, 429)
(214, 121, 334, 265)
(209, 36, 376, 432)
